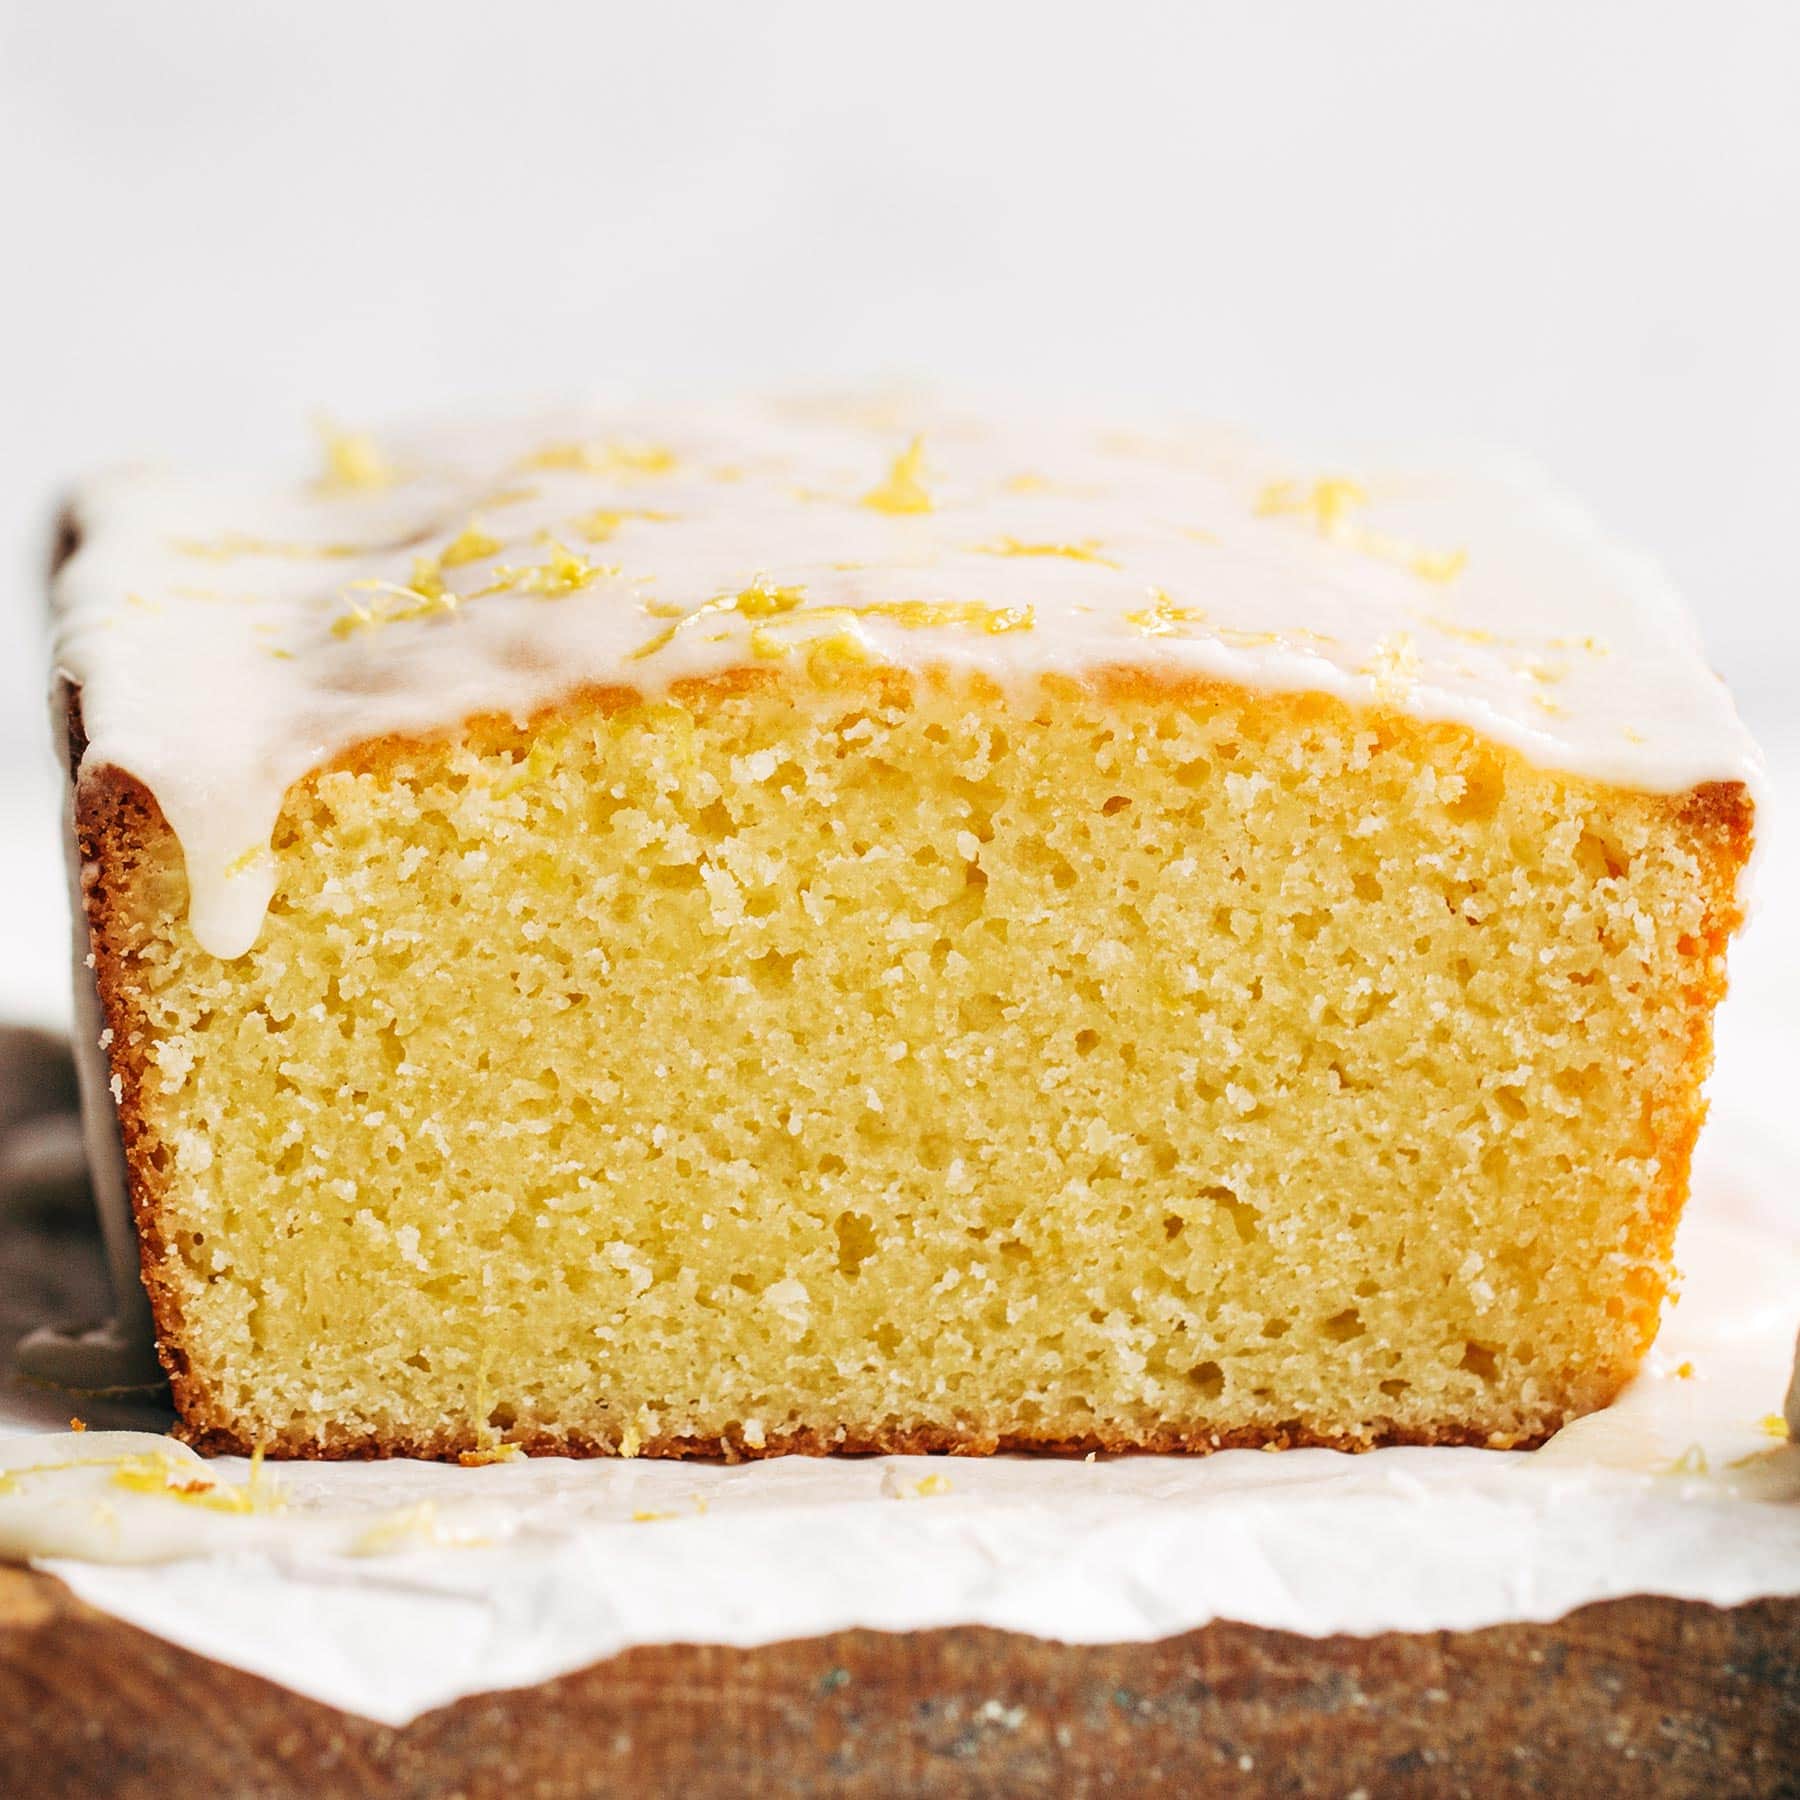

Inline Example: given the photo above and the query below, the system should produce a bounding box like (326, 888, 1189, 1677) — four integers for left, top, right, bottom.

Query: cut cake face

(51, 398, 1759, 1458)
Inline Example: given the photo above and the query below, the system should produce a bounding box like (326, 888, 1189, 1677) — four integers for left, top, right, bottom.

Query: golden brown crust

(174, 1415, 1554, 1461)
(65, 670, 1755, 1462)
(69, 737, 205, 1420)
(1615, 776, 1755, 1361)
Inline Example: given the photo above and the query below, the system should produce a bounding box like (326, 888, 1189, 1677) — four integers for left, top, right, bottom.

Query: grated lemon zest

(795, 600, 1032, 636)
(247, 1441, 270, 1508)
(110, 1451, 273, 1515)
(1257, 477, 1465, 583)
(743, 599, 1032, 660)
(225, 844, 272, 880)
(483, 540, 613, 599)
(631, 577, 805, 660)
(975, 536, 1118, 567)
(332, 557, 459, 636)
(1256, 476, 1368, 533)
(898, 1472, 954, 1499)
(1405, 546, 1468, 583)
(861, 437, 933, 515)
(1431, 620, 1500, 647)
(572, 507, 675, 543)
(439, 521, 503, 568)
(316, 419, 394, 491)
(636, 580, 1036, 664)
(521, 440, 677, 477)
(806, 631, 876, 678)
(1125, 589, 1204, 636)
(458, 1442, 525, 1466)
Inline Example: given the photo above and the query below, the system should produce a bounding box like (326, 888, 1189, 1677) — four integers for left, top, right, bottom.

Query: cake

(50, 397, 1760, 1459)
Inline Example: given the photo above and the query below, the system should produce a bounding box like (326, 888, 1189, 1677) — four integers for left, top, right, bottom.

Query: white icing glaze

(0, 1430, 499, 1562)
(52, 396, 1763, 961)
(0, 1432, 271, 1562)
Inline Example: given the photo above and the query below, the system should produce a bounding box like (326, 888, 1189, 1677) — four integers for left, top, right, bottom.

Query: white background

(1, 3, 1796, 1094)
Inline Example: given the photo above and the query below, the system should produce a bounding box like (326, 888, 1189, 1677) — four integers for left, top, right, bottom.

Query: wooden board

(1, 1572, 1795, 1797)
(2, 1190, 1796, 1796)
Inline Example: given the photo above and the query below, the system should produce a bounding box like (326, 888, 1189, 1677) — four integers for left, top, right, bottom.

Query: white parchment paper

(0, 1185, 1790, 1728)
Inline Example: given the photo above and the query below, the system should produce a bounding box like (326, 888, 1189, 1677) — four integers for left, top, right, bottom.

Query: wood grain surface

(1, 1161, 1795, 1797)
(0, 1568, 1795, 1798)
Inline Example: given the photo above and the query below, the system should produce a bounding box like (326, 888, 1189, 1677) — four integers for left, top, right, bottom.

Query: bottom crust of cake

(175, 1416, 1555, 1462)
(73, 665, 1751, 1462)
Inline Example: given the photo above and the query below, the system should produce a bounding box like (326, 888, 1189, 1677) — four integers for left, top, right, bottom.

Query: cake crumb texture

(79, 667, 1748, 1458)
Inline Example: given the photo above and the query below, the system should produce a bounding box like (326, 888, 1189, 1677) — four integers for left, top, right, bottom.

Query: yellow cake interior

(91, 664, 1744, 1457)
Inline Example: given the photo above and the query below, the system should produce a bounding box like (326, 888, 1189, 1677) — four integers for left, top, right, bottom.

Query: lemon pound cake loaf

(52, 399, 1759, 1459)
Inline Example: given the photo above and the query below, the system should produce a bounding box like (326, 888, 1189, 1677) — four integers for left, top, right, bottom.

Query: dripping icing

(52, 396, 1763, 960)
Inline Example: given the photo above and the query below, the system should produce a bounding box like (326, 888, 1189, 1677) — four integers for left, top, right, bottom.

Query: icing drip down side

(52, 397, 1763, 960)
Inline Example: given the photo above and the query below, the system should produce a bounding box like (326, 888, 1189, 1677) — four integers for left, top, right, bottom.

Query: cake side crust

(70, 743, 203, 1419)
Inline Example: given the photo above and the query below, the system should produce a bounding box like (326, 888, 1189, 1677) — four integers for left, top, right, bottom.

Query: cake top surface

(53, 393, 1761, 958)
